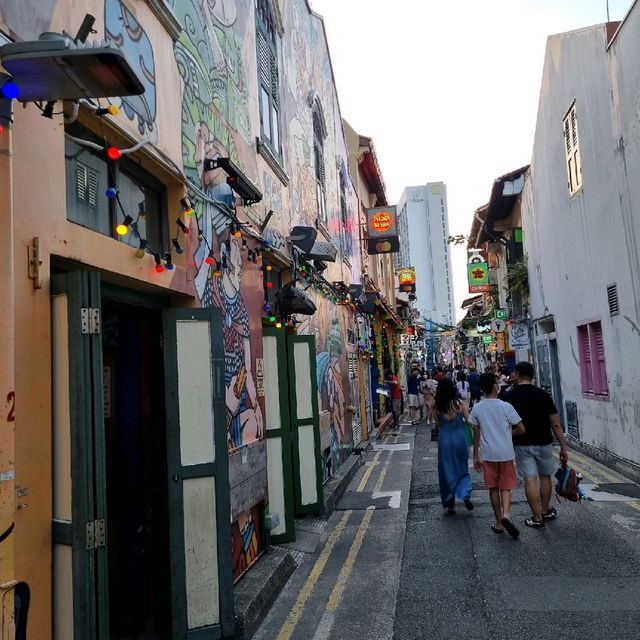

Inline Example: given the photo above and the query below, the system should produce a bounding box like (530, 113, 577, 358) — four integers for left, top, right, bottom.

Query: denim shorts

(515, 445, 556, 478)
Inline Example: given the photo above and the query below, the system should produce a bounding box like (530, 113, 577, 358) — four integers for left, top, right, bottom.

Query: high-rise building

(396, 182, 455, 327)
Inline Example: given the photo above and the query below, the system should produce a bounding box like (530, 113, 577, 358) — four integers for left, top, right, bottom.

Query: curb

(568, 436, 640, 485)
(233, 546, 297, 640)
(322, 444, 369, 516)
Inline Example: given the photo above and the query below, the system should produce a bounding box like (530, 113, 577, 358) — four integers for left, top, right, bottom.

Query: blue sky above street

(310, 0, 633, 318)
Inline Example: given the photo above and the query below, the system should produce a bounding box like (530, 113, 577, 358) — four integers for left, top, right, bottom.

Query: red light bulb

(106, 146, 121, 161)
(155, 264, 164, 273)
(266, 281, 273, 288)
(205, 255, 214, 265)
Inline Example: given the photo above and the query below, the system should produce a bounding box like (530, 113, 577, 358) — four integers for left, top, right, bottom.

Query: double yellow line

(277, 447, 390, 640)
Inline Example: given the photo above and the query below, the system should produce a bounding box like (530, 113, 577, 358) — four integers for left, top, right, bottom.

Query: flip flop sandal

(491, 524, 504, 534)
(501, 518, 520, 539)
(525, 518, 545, 529)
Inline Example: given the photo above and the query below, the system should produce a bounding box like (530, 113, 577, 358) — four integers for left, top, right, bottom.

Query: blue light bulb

(1, 81, 19, 100)
(106, 187, 119, 199)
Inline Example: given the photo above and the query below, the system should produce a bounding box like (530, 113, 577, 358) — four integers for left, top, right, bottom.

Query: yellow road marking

(325, 509, 374, 611)
(357, 452, 381, 492)
(276, 510, 351, 640)
(570, 451, 619, 483)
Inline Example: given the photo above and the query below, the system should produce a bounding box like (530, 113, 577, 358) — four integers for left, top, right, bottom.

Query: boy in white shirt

(469, 372, 525, 538)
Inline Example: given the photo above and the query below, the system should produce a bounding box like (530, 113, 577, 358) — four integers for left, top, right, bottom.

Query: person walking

(385, 369, 402, 428)
(421, 372, 436, 425)
(456, 372, 471, 405)
(470, 372, 525, 537)
(407, 366, 421, 424)
(435, 378, 474, 515)
(466, 368, 481, 408)
(504, 361, 569, 529)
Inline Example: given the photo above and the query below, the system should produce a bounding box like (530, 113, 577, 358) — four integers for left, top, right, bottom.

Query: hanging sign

(482, 334, 495, 344)
(398, 266, 416, 293)
(509, 322, 531, 350)
(495, 309, 509, 320)
(490, 319, 506, 333)
(367, 206, 399, 255)
(467, 255, 490, 293)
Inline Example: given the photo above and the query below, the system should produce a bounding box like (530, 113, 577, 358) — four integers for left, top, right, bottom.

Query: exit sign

(482, 335, 495, 344)
(495, 309, 509, 320)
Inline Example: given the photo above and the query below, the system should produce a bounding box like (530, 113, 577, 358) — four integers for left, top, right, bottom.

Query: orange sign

(398, 268, 416, 285)
(371, 211, 393, 233)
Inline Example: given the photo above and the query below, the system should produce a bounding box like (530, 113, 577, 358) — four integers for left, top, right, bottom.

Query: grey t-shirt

(469, 398, 521, 462)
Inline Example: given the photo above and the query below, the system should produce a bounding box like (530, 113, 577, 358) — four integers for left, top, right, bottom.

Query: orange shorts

(482, 460, 517, 490)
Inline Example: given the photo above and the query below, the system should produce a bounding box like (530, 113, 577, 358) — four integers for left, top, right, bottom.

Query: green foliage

(505, 256, 529, 308)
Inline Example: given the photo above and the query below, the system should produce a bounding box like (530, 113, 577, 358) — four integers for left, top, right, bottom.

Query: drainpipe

(0, 123, 15, 636)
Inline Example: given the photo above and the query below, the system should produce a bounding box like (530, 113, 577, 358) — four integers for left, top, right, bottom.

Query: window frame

(577, 320, 608, 399)
(255, 0, 282, 159)
(562, 101, 582, 196)
(312, 107, 327, 226)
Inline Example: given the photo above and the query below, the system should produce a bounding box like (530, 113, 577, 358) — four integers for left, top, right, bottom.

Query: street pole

(0, 123, 15, 638)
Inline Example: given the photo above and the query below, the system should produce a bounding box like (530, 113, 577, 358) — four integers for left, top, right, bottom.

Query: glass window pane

(261, 87, 271, 141)
(271, 106, 279, 153)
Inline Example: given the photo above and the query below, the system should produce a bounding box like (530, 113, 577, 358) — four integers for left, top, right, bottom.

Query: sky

(310, 0, 633, 319)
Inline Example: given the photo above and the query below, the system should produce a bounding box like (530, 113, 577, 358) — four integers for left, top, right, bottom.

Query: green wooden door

(287, 334, 324, 515)
(262, 328, 295, 543)
(51, 271, 109, 640)
(162, 308, 234, 639)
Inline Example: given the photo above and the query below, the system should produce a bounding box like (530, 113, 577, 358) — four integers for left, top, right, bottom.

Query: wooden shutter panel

(578, 325, 593, 393)
(593, 322, 608, 395)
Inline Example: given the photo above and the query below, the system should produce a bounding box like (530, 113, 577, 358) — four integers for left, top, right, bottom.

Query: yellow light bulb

(184, 208, 194, 217)
(276, 322, 282, 329)
(108, 104, 119, 116)
(266, 265, 272, 272)
(234, 231, 242, 239)
(116, 224, 128, 236)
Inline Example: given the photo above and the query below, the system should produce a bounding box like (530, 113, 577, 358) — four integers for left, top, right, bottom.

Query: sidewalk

(394, 425, 640, 640)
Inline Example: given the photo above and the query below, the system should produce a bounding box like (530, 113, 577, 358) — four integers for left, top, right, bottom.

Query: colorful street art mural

(105, 0, 157, 135)
(231, 503, 264, 583)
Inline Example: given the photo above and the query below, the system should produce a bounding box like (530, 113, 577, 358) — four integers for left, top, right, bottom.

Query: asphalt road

(254, 422, 640, 640)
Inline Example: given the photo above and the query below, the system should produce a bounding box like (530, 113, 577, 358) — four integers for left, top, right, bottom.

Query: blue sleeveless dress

(437, 411, 472, 508)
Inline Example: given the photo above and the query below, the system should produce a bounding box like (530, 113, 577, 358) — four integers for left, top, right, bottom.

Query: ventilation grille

(607, 283, 619, 316)
(347, 329, 356, 345)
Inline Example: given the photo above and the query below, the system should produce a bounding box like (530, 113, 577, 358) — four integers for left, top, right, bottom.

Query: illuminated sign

(398, 267, 416, 292)
(467, 256, 490, 293)
(367, 206, 399, 255)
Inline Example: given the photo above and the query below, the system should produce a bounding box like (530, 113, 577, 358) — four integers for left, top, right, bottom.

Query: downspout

(0, 121, 16, 637)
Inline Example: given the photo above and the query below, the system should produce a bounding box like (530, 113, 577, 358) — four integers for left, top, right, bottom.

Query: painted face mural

(104, 0, 157, 135)
(174, 0, 263, 451)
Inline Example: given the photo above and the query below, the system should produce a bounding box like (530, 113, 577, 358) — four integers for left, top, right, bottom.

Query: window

(339, 165, 348, 251)
(607, 283, 619, 316)
(313, 108, 326, 223)
(563, 102, 582, 196)
(65, 125, 167, 250)
(577, 321, 608, 397)
(256, 0, 281, 156)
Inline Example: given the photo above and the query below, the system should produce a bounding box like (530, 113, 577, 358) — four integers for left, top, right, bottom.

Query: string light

(138, 201, 146, 218)
(116, 214, 133, 236)
(205, 250, 214, 266)
(1, 81, 19, 100)
(153, 253, 164, 273)
(214, 260, 223, 277)
(164, 252, 175, 270)
(276, 322, 282, 329)
(172, 239, 184, 254)
(241, 239, 248, 251)
(106, 146, 121, 161)
(106, 187, 119, 199)
(176, 218, 190, 234)
(135, 239, 149, 259)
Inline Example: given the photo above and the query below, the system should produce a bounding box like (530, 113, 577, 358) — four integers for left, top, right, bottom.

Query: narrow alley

(256, 419, 640, 640)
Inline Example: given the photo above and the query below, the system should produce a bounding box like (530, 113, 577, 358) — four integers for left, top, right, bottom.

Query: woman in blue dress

(435, 378, 474, 514)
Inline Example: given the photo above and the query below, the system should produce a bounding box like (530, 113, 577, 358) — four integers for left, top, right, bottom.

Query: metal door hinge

(81, 308, 101, 334)
(86, 519, 106, 549)
(27, 237, 43, 289)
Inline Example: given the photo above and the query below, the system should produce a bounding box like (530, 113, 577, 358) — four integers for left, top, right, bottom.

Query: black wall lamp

(203, 157, 263, 205)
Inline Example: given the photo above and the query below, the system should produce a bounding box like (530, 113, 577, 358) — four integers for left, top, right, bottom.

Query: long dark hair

(435, 378, 460, 414)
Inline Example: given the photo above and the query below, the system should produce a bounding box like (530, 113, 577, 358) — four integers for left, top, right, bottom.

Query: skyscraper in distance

(396, 182, 455, 327)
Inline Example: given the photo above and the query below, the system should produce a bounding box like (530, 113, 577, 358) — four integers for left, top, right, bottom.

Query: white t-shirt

(456, 380, 470, 400)
(469, 398, 521, 462)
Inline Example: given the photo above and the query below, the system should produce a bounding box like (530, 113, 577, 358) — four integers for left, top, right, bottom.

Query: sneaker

(542, 508, 557, 521)
(464, 498, 475, 511)
(525, 517, 545, 529)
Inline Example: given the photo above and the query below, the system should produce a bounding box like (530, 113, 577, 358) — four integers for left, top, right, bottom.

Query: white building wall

(523, 20, 640, 467)
(397, 183, 454, 327)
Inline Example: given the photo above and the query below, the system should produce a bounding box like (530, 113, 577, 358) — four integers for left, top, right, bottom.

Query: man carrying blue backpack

(504, 361, 569, 529)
